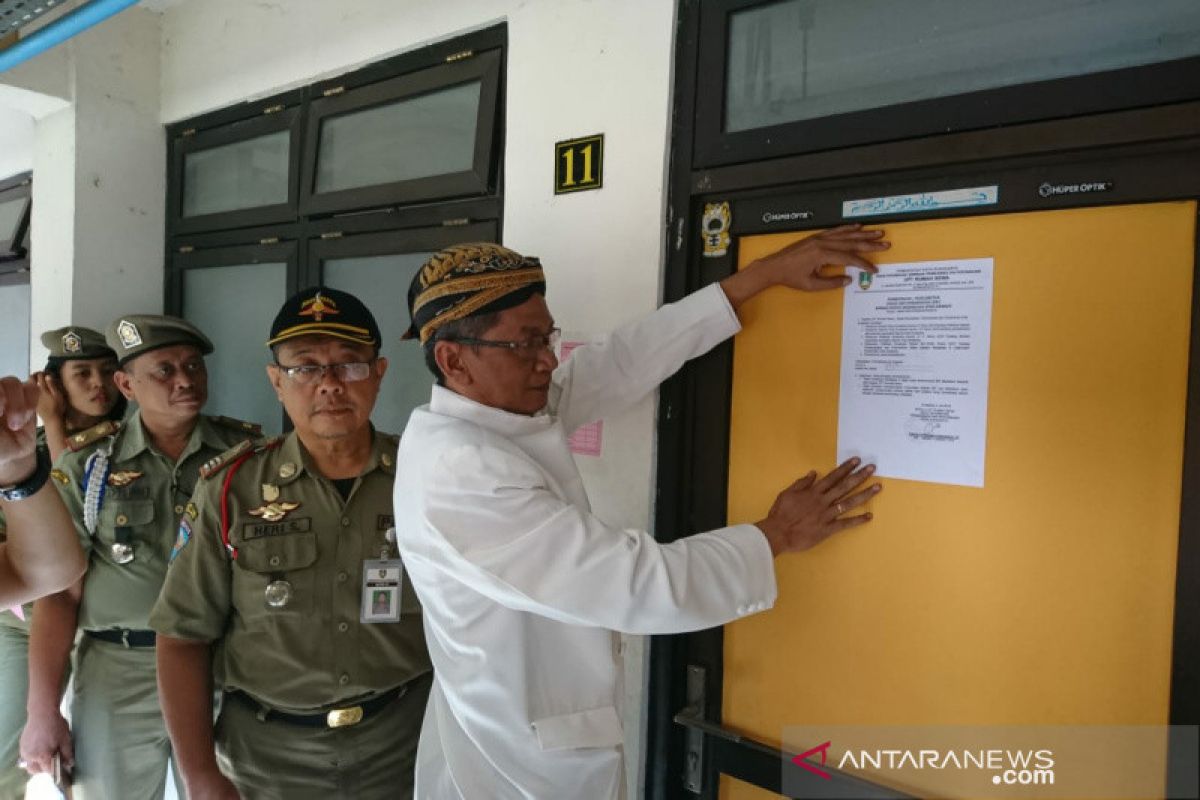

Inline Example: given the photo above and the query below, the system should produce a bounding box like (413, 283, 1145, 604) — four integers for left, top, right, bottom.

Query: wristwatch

(0, 447, 51, 502)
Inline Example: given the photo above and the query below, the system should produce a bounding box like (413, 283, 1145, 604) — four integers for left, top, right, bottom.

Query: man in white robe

(393, 229, 889, 799)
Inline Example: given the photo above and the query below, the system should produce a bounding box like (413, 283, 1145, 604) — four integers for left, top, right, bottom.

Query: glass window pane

(0, 282, 30, 377)
(323, 253, 433, 435)
(315, 82, 481, 194)
(726, 0, 1200, 133)
(0, 197, 24, 239)
(182, 130, 290, 218)
(183, 262, 287, 435)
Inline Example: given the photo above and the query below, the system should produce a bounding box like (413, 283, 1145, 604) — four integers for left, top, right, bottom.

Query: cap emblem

(116, 320, 142, 349)
(299, 292, 340, 322)
(62, 331, 82, 354)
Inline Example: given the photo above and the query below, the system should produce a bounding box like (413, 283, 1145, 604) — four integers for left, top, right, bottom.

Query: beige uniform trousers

(216, 671, 431, 800)
(0, 626, 28, 800)
(71, 636, 180, 800)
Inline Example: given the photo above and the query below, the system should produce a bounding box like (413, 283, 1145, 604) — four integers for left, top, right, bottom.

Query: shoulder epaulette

(199, 436, 282, 480)
(199, 439, 255, 479)
(66, 420, 122, 453)
(210, 416, 263, 436)
(258, 436, 284, 452)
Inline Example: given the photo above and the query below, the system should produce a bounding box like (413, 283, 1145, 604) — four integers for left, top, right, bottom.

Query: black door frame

(301, 219, 498, 288)
(646, 3, 1200, 798)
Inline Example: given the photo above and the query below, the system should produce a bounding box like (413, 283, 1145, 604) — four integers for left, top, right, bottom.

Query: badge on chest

(361, 559, 402, 623)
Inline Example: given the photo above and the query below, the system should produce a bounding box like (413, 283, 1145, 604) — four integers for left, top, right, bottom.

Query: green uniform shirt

(150, 430, 431, 714)
(55, 410, 252, 632)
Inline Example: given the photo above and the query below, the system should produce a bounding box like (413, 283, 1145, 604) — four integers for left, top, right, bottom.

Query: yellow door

(722, 202, 1197, 798)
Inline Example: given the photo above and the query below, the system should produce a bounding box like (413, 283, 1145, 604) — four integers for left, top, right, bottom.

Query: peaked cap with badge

(404, 242, 546, 344)
(105, 314, 214, 366)
(40, 326, 116, 361)
(266, 286, 380, 349)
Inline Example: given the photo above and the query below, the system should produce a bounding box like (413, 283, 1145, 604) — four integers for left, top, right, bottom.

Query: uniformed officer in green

(1, 327, 123, 800)
(33, 326, 127, 462)
(151, 288, 431, 800)
(20, 315, 261, 800)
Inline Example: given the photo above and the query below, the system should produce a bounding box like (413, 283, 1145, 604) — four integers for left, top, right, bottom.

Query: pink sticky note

(568, 419, 604, 457)
(6, 605, 25, 622)
(560, 341, 604, 457)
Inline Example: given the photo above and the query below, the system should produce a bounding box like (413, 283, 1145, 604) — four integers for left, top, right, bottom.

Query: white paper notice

(838, 258, 994, 487)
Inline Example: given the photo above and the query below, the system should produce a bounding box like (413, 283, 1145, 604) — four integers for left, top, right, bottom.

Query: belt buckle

(326, 705, 364, 728)
(120, 629, 131, 649)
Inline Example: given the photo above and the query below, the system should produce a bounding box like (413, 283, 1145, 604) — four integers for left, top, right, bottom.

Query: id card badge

(361, 559, 403, 623)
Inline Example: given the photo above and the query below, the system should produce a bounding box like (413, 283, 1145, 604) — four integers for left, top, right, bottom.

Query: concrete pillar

(1, 4, 164, 365)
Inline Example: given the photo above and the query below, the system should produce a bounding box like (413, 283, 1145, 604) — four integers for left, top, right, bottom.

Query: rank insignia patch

(107, 470, 144, 487)
(248, 501, 301, 523)
(170, 518, 192, 562)
(299, 292, 339, 322)
(116, 319, 143, 349)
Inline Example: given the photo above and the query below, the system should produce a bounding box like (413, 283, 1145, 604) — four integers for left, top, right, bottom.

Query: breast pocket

(234, 532, 318, 626)
(97, 500, 156, 562)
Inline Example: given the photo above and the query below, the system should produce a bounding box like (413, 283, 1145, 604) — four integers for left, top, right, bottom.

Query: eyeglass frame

(272, 359, 378, 385)
(441, 327, 561, 361)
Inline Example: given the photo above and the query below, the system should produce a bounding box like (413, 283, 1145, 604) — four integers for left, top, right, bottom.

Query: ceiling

(1, 0, 187, 35)
(0, 0, 66, 34)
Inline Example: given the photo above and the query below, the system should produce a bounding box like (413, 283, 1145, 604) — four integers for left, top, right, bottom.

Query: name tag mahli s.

(241, 517, 313, 540)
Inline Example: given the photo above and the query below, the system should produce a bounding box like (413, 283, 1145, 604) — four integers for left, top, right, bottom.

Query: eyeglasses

(448, 328, 561, 361)
(143, 360, 205, 382)
(274, 361, 375, 385)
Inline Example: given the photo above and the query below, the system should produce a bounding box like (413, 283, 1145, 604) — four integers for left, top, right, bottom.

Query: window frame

(693, 0, 1200, 169)
(163, 25, 506, 452)
(0, 269, 29, 288)
(166, 235, 301, 324)
(166, 95, 305, 236)
(166, 234, 301, 432)
(0, 171, 32, 268)
(298, 47, 503, 217)
(302, 218, 499, 289)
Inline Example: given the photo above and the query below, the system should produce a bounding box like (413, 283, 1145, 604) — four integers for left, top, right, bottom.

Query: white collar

(429, 385, 554, 436)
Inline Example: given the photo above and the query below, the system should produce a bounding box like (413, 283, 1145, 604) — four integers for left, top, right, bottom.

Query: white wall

(0, 108, 35, 180)
(161, 1, 678, 792)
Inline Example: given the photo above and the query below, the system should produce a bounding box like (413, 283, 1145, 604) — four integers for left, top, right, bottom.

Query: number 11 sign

(555, 134, 604, 194)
